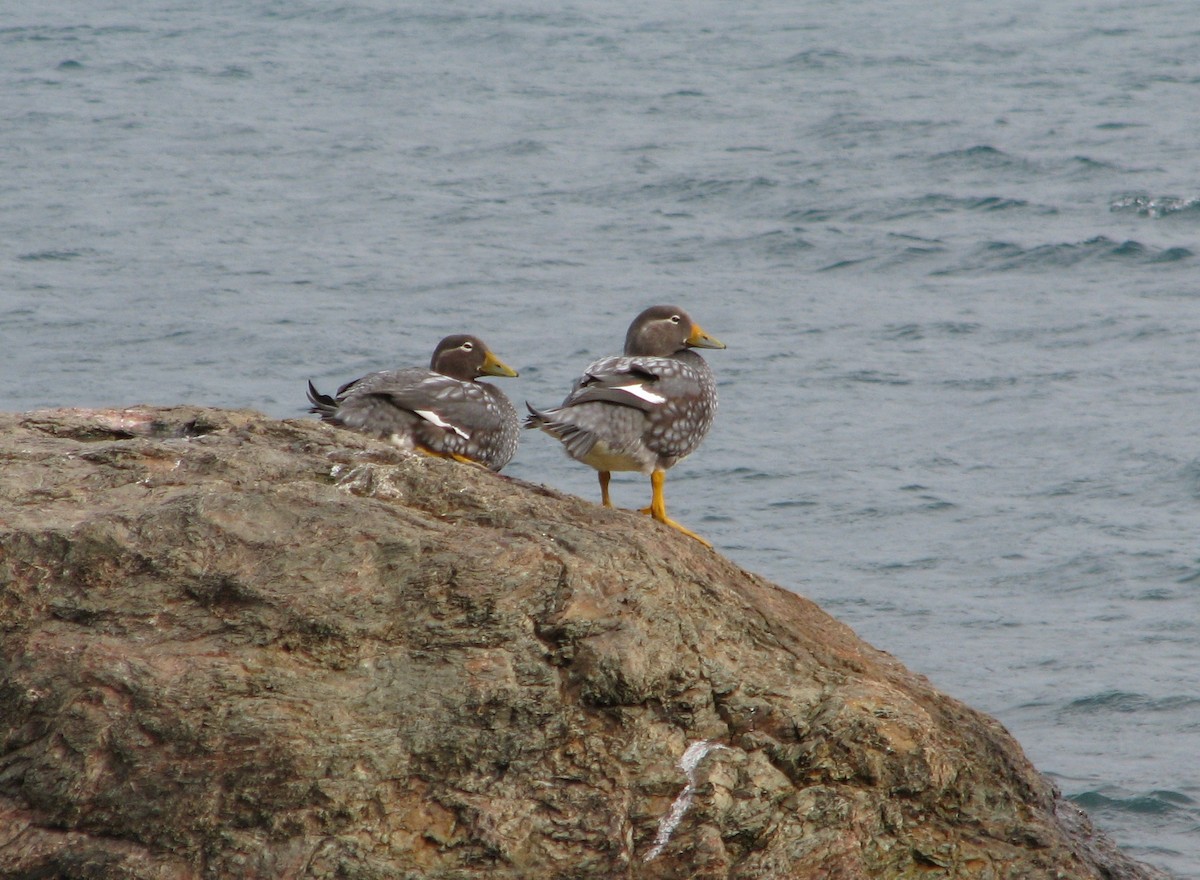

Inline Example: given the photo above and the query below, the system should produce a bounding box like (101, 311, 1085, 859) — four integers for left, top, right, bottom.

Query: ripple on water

(878, 321, 982, 341)
(1111, 194, 1200, 220)
(1070, 787, 1196, 817)
(836, 370, 911, 386)
(928, 144, 1034, 172)
(1060, 690, 1200, 716)
(18, 250, 86, 261)
(910, 192, 1055, 217)
(932, 237, 1194, 276)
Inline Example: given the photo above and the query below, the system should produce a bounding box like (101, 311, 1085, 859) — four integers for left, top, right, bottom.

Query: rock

(0, 406, 1170, 880)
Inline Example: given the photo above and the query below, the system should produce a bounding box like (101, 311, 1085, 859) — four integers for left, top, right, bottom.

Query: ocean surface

(4, 0, 1199, 874)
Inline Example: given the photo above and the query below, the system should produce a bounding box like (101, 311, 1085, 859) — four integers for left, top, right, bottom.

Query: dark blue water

(4, 2, 1199, 874)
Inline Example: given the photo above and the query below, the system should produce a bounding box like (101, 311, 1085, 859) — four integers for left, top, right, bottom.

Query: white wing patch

(414, 409, 470, 439)
(614, 383, 667, 405)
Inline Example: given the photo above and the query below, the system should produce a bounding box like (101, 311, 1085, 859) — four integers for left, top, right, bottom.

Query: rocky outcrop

(0, 406, 1169, 879)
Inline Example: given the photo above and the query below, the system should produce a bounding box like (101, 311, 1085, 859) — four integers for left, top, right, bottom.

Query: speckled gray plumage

(308, 335, 520, 471)
(525, 306, 721, 476)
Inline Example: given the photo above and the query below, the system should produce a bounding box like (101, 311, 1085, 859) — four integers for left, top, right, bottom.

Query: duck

(307, 334, 520, 471)
(525, 304, 725, 545)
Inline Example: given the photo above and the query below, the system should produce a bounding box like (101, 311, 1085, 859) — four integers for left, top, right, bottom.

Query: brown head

(622, 305, 726, 357)
(430, 335, 519, 381)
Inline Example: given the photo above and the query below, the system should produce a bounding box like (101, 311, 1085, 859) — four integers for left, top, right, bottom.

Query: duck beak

(686, 323, 726, 350)
(481, 350, 519, 378)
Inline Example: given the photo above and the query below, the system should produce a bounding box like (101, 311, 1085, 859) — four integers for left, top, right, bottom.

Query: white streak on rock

(643, 740, 730, 862)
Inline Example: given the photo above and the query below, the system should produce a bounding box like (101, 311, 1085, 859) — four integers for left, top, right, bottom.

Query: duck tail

(523, 401, 549, 430)
(307, 380, 341, 421)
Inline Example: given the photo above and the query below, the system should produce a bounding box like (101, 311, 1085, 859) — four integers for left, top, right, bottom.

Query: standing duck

(525, 304, 725, 545)
(307, 334, 520, 471)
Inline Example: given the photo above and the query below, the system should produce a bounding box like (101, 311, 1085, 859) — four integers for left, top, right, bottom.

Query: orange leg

(642, 469, 711, 548)
(598, 471, 613, 507)
(415, 444, 485, 469)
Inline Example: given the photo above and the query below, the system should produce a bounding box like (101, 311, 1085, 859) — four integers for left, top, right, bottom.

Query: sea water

(3, 1, 1198, 874)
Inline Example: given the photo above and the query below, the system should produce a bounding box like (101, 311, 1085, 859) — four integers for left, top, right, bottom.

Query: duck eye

(670, 315, 681, 324)
(460, 341, 474, 351)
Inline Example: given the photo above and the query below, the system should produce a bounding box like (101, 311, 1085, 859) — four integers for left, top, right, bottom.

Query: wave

(779, 48, 854, 70)
(959, 195, 1041, 212)
(1060, 690, 1200, 715)
(1111, 194, 1200, 220)
(879, 321, 981, 341)
(931, 236, 1193, 275)
(631, 175, 778, 203)
(836, 370, 911, 386)
(940, 376, 1019, 391)
(18, 250, 87, 262)
(927, 146, 1127, 181)
(841, 193, 1055, 225)
(0, 24, 146, 42)
(1070, 788, 1195, 817)
(928, 145, 1037, 174)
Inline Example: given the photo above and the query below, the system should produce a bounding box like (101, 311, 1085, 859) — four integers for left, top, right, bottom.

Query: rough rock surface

(0, 406, 1170, 880)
